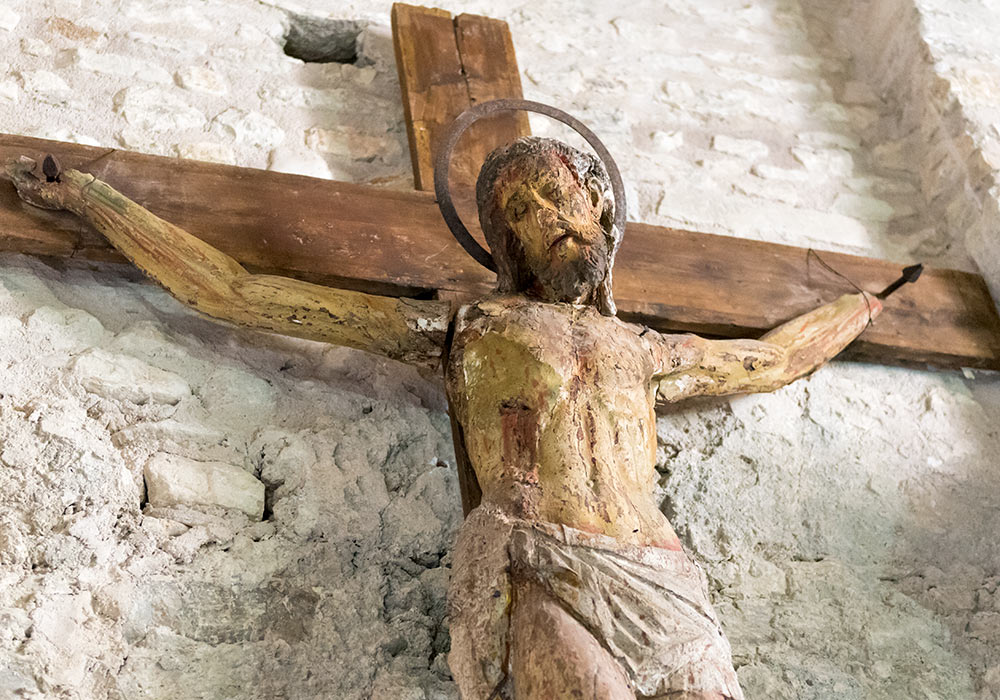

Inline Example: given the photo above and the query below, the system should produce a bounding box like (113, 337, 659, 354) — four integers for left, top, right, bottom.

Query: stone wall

(911, 0, 1000, 329)
(1, 1, 998, 698)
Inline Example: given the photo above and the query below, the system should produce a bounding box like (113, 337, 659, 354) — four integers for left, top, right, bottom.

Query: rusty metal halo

(433, 98, 627, 273)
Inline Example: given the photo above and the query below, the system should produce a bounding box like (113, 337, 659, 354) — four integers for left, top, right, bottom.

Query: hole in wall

(262, 480, 279, 522)
(282, 13, 366, 65)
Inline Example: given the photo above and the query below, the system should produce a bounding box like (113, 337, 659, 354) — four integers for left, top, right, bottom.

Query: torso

(445, 295, 682, 549)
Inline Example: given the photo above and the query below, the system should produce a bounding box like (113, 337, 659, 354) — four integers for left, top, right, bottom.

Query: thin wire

(84, 147, 118, 173)
(806, 248, 874, 328)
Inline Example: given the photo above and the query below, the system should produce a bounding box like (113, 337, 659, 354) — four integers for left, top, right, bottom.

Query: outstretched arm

(652, 291, 881, 403)
(7, 156, 451, 369)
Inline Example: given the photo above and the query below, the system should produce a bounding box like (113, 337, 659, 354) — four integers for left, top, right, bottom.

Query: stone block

(61, 47, 171, 83)
(845, 176, 918, 196)
(342, 64, 377, 86)
(650, 130, 684, 153)
(798, 131, 861, 150)
(0, 79, 18, 103)
(751, 164, 810, 182)
(26, 306, 106, 354)
(267, 148, 333, 179)
(17, 70, 71, 100)
(662, 80, 696, 102)
(175, 141, 236, 164)
(20, 38, 51, 57)
(831, 193, 895, 222)
(30, 127, 100, 146)
(968, 612, 1000, 644)
(0, 7, 19, 32)
(116, 127, 172, 154)
(123, 2, 213, 31)
(126, 30, 208, 56)
(735, 177, 809, 207)
(113, 86, 206, 133)
(211, 108, 284, 149)
(872, 137, 916, 171)
(811, 101, 850, 122)
(711, 135, 769, 161)
(842, 80, 881, 105)
(71, 349, 191, 405)
(37, 406, 87, 442)
(847, 106, 881, 130)
(791, 146, 855, 176)
(144, 453, 265, 519)
(175, 66, 227, 96)
(305, 125, 400, 161)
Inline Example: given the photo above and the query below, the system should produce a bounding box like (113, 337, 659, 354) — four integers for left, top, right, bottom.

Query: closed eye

(508, 201, 528, 221)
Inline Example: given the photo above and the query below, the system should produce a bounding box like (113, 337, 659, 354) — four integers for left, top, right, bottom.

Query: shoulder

(637, 328, 705, 376)
(455, 295, 562, 331)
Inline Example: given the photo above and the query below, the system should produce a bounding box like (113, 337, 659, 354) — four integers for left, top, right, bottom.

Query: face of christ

(475, 138, 620, 314)
(486, 148, 612, 307)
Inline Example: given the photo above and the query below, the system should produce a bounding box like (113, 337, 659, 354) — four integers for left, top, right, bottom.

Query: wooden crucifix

(3, 4, 1000, 699)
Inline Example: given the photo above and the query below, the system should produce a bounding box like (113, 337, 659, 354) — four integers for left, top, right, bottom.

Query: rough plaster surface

(1, 0, 999, 698)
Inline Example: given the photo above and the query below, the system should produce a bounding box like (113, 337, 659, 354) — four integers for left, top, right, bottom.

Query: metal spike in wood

(42, 154, 61, 182)
(876, 263, 924, 299)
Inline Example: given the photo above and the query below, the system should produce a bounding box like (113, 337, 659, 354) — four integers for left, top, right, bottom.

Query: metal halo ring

(433, 98, 627, 273)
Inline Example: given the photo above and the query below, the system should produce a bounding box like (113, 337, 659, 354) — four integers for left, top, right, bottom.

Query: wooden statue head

(475, 137, 620, 315)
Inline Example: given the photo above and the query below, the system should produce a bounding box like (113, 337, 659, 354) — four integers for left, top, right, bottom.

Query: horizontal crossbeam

(3, 132, 999, 370)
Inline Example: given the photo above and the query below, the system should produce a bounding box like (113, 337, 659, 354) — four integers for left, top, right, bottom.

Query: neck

(526, 281, 598, 306)
(494, 289, 599, 312)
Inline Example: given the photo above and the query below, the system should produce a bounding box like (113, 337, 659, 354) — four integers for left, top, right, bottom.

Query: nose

(542, 209, 576, 230)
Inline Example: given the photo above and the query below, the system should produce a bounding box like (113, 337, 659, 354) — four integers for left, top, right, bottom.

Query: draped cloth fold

(448, 505, 745, 699)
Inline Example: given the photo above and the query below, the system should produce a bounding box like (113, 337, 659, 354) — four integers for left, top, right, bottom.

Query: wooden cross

(2, 2, 999, 375)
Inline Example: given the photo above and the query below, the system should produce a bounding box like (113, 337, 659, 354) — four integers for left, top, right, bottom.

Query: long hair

(474, 137, 622, 316)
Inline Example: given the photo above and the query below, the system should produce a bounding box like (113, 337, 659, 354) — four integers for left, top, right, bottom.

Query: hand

(5, 155, 70, 211)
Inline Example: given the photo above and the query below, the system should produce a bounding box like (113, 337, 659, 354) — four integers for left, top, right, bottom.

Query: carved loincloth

(448, 505, 745, 699)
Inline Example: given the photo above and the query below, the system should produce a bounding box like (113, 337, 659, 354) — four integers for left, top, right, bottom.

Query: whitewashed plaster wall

(800, 0, 1000, 324)
(0, 1, 998, 698)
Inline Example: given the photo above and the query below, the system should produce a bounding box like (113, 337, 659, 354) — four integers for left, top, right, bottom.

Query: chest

(446, 300, 654, 411)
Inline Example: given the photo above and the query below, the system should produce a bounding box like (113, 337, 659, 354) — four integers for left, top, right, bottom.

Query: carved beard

(498, 226, 609, 305)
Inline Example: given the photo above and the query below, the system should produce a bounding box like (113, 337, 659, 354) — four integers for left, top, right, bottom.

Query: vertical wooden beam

(391, 3, 532, 517)
(452, 13, 531, 184)
(391, 3, 531, 192)
(391, 4, 469, 191)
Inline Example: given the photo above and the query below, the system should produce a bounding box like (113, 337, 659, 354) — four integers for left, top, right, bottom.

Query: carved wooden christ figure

(9, 114, 885, 698)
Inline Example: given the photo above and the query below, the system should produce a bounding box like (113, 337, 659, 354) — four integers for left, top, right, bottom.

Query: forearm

(761, 292, 881, 380)
(226, 274, 450, 367)
(55, 168, 248, 315)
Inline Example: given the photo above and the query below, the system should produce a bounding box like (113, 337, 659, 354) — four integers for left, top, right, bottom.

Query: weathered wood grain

(391, 3, 532, 252)
(392, 4, 530, 195)
(391, 3, 469, 192)
(3, 133, 999, 370)
(453, 12, 531, 180)
(0, 134, 493, 297)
